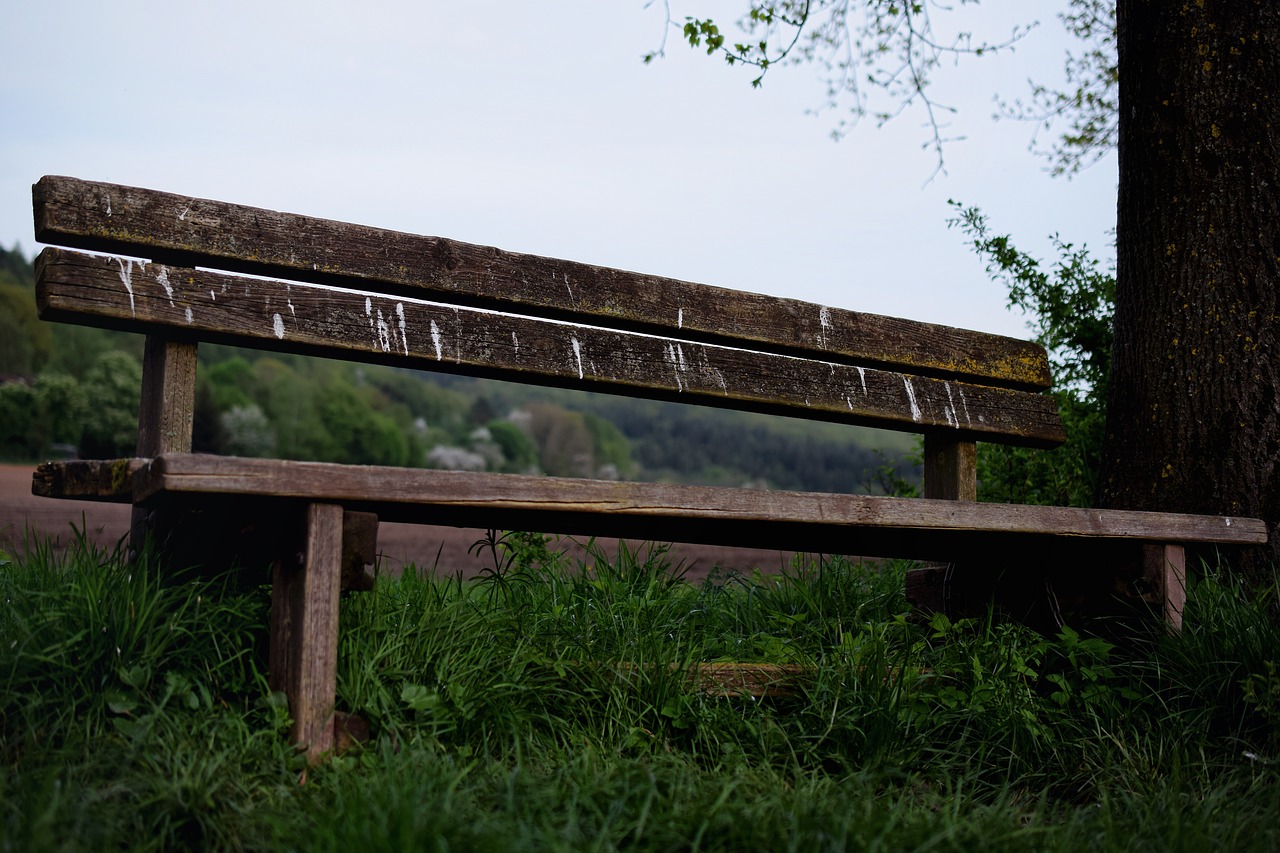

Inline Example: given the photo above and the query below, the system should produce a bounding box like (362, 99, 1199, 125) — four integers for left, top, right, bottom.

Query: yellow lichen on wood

(110, 458, 134, 494)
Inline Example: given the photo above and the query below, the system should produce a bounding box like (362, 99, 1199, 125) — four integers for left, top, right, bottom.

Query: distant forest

(0, 245, 916, 493)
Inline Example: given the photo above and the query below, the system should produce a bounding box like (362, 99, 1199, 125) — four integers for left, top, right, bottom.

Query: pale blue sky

(0, 1, 1115, 340)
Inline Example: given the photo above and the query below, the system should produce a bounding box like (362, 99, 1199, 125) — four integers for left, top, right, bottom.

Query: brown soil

(0, 464, 797, 582)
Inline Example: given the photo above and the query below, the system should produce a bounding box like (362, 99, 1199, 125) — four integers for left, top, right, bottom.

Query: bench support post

(137, 335, 198, 456)
(922, 436, 977, 501)
(130, 335, 198, 556)
(1143, 544, 1186, 632)
(269, 502, 344, 761)
(908, 437, 978, 615)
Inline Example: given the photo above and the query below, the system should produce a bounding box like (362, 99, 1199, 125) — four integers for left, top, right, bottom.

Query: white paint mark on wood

(156, 267, 175, 306)
(1226, 517, 1233, 527)
(430, 320, 443, 360)
(396, 303, 409, 355)
(115, 258, 135, 316)
(365, 297, 379, 349)
(179, 206, 190, 221)
(209, 290, 216, 301)
(957, 387, 972, 425)
(903, 378, 922, 422)
(666, 343, 684, 392)
(105, 194, 111, 216)
(375, 308, 391, 352)
(563, 272, 576, 307)
(512, 332, 520, 357)
(571, 336, 584, 379)
(944, 383, 958, 428)
(678, 308, 684, 329)
(819, 306, 831, 348)
(570, 335, 586, 379)
(857, 366, 867, 394)
(184, 307, 193, 325)
(273, 313, 285, 339)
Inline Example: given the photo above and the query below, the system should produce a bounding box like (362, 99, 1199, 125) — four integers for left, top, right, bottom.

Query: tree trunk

(1102, 1, 1280, 581)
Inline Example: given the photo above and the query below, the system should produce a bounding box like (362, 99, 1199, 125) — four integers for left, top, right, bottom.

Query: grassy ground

(2, 530, 1278, 851)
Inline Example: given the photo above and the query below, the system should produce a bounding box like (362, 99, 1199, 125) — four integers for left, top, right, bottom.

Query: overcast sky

(1, 0, 1116, 341)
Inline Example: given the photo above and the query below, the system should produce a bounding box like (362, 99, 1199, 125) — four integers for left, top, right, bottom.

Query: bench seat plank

(127, 455, 1264, 561)
(33, 175, 1052, 391)
(32, 458, 145, 502)
(37, 248, 1066, 446)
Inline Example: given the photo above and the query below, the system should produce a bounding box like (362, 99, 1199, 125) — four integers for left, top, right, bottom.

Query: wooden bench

(29, 176, 1267, 760)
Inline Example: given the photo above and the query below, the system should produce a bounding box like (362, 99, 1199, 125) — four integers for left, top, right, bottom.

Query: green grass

(1, 531, 1278, 851)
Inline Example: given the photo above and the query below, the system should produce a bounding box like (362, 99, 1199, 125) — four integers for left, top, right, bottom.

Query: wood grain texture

(268, 503, 343, 761)
(1143, 544, 1186, 631)
(36, 247, 1066, 446)
(904, 565, 950, 614)
(131, 335, 198, 557)
(606, 662, 809, 698)
(32, 175, 1052, 390)
(133, 455, 1268, 561)
(922, 436, 978, 501)
(32, 458, 142, 501)
(136, 336, 197, 456)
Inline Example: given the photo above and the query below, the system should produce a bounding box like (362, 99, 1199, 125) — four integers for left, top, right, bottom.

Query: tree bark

(1103, 1, 1280, 581)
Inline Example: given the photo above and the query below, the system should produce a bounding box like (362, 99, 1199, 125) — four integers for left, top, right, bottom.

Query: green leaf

(118, 665, 148, 689)
(111, 716, 142, 738)
(400, 682, 439, 712)
(104, 690, 139, 716)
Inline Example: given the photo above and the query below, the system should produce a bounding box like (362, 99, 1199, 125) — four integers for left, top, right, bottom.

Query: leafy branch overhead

(646, 1, 1118, 175)
(997, 0, 1117, 175)
(946, 203, 1114, 507)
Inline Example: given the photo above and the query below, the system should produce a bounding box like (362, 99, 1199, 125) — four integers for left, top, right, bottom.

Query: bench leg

(908, 438, 978, 617)
(1143, 544, 1186, 632)
(269, 502, 344, 761)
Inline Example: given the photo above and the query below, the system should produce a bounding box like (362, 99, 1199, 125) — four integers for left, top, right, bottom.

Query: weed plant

(1, 530, 1277, 851)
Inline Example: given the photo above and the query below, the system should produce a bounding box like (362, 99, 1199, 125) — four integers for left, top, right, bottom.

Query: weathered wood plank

(133, 455, 1268, 559)
(36, 248, 1066, 445)
(131, 336, 198, 557)
(686, 663, 808, 698)
(33, 175, 1052, 390)
(605, 662, 809, 698)
(269, 503, 343, 762)
(922, 436, 978, 501)
(1143, 544, 1186, 631)
(32, 458, 142, 501)
(136, 336, 197, 456)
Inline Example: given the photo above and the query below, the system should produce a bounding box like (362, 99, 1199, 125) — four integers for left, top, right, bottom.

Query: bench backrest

(33, 176, 1065, 490)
